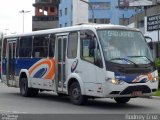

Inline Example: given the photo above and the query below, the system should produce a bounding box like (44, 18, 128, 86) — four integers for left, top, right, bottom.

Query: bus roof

(4, 24, 140, 38)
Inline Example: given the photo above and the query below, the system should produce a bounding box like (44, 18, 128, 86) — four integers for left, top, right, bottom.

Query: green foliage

(155, 90, 160, 96)
(155, 59, 160, 89)
(155, 59, 160, 68)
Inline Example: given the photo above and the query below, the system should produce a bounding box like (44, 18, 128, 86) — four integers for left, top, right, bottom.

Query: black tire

(57, 93, 67, 97)
(69, 82, 87, 105)
(114, 97, 130, 104)
(19, 78, 39, 97)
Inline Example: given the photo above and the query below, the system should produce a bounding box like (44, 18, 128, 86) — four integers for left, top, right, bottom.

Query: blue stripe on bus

(115, 72, 148, 83)
(2, 58, 41, 76)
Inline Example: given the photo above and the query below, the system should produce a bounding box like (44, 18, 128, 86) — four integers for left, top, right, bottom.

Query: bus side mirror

(145, 36, 153, 50)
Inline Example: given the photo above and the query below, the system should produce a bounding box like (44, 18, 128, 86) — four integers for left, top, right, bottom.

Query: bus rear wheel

(69, 82, 87, 105)
(20, 78, 39, 97)
(114, 97, 130, 104)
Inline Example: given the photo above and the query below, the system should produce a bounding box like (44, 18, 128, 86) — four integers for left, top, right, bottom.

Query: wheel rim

(72, 87, 80, 100)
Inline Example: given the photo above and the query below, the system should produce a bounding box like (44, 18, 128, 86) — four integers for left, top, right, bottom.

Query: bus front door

(56, 36, 67, 92)
(6, 41, 16, 86)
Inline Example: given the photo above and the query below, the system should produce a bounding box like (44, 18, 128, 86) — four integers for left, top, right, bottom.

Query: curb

(151, 96, 160, 100)
(141, 96, 160, 100)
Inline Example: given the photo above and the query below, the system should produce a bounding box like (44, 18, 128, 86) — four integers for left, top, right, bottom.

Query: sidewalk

(0, 82, 6, 87)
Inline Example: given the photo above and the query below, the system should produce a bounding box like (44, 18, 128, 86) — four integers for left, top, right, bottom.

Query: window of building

(119, 18, 129, 26)
(59, 24, 62, 28)
(50, 7, 55, 12)
(38, 7, 43, 13)
(89, 18, 110, 24)
(49, 34, 55, 57)
(138, 20, 144, 28)
(33, 35, 49, 58)
(90, 2, 111, 10)
(44, 7, 48, 11)
(19, 36, 32, 57)
(59, 10, 62, 16)
(65, 8, 67, 15)
(65, 23, 67, 27)
(80, 30, 103, 68)
(67, 32, 78, 58)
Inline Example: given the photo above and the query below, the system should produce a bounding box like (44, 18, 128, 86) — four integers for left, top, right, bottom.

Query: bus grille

(120, 85, 151, 95)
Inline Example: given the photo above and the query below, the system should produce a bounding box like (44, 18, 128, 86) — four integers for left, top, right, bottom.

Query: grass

(154, 89, 160, 96)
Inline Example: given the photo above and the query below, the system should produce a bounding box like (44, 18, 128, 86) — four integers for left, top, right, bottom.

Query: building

(59, 0, 136, 27)
(128, 0, 160, 58)
(32, 0, 59, 31)
(59, 0, 89, 27)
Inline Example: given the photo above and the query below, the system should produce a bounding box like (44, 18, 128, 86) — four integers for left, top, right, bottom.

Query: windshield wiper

(108, 57, 138, 66)
(127, 56, 153, 64)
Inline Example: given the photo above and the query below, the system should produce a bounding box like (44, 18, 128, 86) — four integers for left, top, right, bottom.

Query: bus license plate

(132, 91, 142, 96)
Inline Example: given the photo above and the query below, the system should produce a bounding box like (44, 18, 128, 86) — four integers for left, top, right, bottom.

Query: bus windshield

(97, 29, 153, 65)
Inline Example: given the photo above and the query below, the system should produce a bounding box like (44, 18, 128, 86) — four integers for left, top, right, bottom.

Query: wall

(89, 0, 135, 25)
(72, 0, 88, 25)
(59, 0, 136, 27)
(59, 0, 72, 27)
(59, 0, 88, 27)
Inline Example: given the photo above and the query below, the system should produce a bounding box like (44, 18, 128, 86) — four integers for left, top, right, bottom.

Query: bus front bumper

(101, 81, 158, 98)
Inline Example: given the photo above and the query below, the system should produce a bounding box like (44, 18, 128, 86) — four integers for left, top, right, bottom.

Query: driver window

(80, 30, 103, 68)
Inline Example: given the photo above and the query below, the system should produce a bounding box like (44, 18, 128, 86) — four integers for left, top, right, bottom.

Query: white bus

(1, 24, 159, 105)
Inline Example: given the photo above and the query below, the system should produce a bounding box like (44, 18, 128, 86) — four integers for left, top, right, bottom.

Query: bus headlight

(108, 78, 125, 85)
(150, 77, 159, 83)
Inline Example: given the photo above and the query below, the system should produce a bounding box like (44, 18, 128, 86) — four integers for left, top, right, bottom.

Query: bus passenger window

(2, 38, 7, 58)
(16, 38, 19, 57)
(33, 35, 49, 58)
(67, 32, 78, 58)
(80, 30, 103, 68)
(19, 36, 32, 58)
(80, 30, 96, 63)
(49, 34, 55, 57)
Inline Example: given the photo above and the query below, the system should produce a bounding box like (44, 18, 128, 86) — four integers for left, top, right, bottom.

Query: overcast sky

(0, 0, 34, 35)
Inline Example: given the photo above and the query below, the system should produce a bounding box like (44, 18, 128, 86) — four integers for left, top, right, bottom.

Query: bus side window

(80, 30, 103, 68)
(49, 34, 55, 57)
(33, 35, 49, 58)
(16, 38, 19, 58)
(2, 38, 7, 58)
(80, 30, 96, 63)
(67, 32, 78, 58)
(19, 36, 32, 58)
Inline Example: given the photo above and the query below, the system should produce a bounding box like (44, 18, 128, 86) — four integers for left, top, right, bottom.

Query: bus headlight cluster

(108, 78, 125, 85)
(150, 77, 159, 83)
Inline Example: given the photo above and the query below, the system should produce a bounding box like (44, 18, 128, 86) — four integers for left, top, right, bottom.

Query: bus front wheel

(69, 82, 87, 105)
(114, 97, 130, 104)
(19, 78, 39, 97)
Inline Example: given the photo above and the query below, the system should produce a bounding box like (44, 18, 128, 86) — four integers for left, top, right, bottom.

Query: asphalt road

(0, 82, 160, 115)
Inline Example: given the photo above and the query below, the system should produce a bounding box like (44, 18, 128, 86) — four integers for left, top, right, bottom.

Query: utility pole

(19, 10, 30, 33)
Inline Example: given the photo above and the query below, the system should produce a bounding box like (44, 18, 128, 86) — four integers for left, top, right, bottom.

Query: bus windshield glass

(97, 29, 153, 64)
